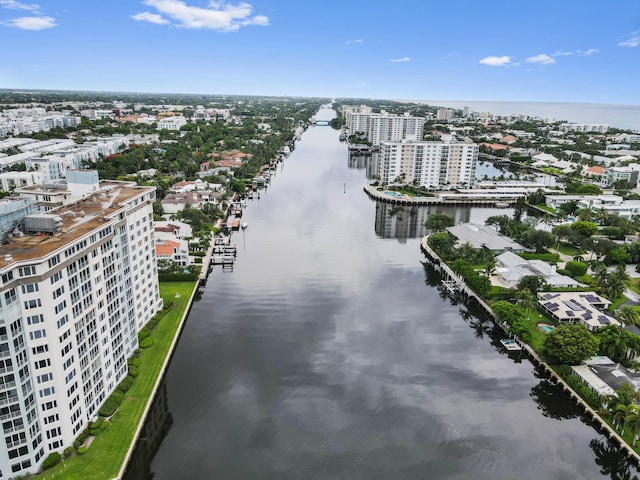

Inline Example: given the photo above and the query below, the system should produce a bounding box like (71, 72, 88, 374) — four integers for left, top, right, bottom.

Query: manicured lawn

(608, 295, 629, 313)
(627, 277, 640, 296)
(33, 281, 196, 480)
(533, 204, 556, 214)
(557, 242, 584, 256)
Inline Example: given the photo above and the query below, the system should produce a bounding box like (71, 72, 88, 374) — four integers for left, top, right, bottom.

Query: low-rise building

(572, 356, 640, 396)
(157, 116, 187, 131)
(0, 171, 43, 191)
(446, 224, 526, 253)
(494, 251, 580, 288)
(537, 292, 619, 331)
(161, 191, 223, 214)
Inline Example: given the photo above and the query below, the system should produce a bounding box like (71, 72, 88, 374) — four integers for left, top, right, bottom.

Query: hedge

(42, 452, 61, 470)
(117, 375, 134, 393)
(158, 273, 199, 282)
(98, 390, 124, 417)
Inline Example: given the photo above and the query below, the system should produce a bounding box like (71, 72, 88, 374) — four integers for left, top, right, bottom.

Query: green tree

(424, 214, 455, 233)
(575, 184, 603, 195)
(614, 403, 634, 436)
(624, 408, 640, 446)
(519, 229, 556, 253)
(616, 305, 639, 328)
(605, 273, 626, 300)
(516, 275, 548, 295)
(542, 324, 599, 365)
(609, 246, 630, 265)
(515, 288, 537, 321)
(564, 261, 588, 278)
(571, 221, 599, 238)
(428, 232, 456, 258)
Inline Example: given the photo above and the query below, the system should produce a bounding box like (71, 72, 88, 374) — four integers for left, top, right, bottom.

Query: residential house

(537, 292, 619, 331)
(494, 251, 580, 288)
(446, 224, 526, 253)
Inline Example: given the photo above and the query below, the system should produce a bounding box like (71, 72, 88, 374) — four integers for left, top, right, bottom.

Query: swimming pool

(384, 191, 404, 198)
(537, 324, 556, 333)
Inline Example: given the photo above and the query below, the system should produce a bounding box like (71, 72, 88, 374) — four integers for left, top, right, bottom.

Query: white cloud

(133, 0, 269, 31)
(578, 48, 599, 56)
(0, 0, 40, 12)
(345, 39, 363, 45)
(389, 56, 410, 63)
(552, 50, 573, 56)
(526, 54, 555, 65)
(479, 55, 511, 66)
(4, 15, 55, 29)
(130, 11, 169, 24)
(619, 33, 639, 47)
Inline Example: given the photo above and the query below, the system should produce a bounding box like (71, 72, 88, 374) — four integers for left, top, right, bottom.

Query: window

(31, 345, 48, 355)
(18, 266, 36, 277)
(38, 387, 55, 398)
(21, 284, 39, 294)
(27, 314, 43, 325)
(35, 359, 51, 369)
(29, 330, 46, 341)
(24, 298, 41, 310)
(54, 300, 67, 314)
(50, 271, 62, 284)
(47, 255, 60, 268)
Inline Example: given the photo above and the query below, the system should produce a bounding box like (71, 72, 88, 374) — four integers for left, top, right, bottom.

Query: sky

(0, 0, 639, 104)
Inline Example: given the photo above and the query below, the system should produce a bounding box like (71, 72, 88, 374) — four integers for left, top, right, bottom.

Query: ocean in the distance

(414, 99, 640, 132)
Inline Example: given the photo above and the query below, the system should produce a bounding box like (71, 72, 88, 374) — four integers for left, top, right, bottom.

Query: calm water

(417, 100, 640, 131)
(130, 111, 639, 480)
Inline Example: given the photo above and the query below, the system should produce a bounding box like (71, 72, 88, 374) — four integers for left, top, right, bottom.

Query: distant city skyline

(0, 0, 639, 104)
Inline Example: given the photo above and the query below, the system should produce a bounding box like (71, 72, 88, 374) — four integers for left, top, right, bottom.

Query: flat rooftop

(0, 183, 151, 266)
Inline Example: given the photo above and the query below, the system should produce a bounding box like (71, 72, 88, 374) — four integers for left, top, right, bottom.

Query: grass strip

(32, 281, 196, 480)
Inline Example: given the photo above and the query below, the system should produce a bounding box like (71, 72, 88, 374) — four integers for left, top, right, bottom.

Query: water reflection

(123, 381, 173, 480)
(590, 438, 640, 480)
(139, 110, 640, 480)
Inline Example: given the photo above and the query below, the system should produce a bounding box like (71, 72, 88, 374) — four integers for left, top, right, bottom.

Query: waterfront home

(154, 220, 192, 239)
(494, 251, 580, 288)
(446, 223, 526, 253)
(572, 356, 640, 396)
(161, 191, 223, 214)
(537, 292, 619, 331)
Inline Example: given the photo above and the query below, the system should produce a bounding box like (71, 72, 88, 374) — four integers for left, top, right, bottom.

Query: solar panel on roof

(598, 316, 610, 324)
(582, 312, 592, 320)
(566, 311, 575, 317)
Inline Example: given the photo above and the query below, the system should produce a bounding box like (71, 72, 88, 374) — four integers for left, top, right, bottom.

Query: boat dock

(420, 235, 640, 466)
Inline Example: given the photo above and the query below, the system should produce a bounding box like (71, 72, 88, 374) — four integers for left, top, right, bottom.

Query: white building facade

(379, 140, 478, 189)
(0, 183, 162, 476)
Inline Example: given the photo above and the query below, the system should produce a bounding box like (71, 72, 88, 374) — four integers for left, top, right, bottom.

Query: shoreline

(420, 235, 640, 465)
(114, 281, 198, 479)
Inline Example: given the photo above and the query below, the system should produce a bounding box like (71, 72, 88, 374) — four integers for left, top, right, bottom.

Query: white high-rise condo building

(0, 181, 162, 476)
(343, 108, 425, 146)
(379, 140, 478, 189)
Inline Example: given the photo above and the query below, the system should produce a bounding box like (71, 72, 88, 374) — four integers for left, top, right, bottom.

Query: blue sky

(0, 0, 638, 104)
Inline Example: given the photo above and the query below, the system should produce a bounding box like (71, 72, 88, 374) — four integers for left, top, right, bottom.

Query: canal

(129, 109, 638, 479)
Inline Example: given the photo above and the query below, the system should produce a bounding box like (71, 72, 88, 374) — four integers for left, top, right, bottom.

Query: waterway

(128, 109, 639, 480)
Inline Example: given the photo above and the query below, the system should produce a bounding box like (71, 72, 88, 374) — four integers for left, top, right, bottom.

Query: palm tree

(614, 403, 634, 435)
(516, 288, 538, 321)
(625, 407, 640, 447)
(615, 263, 630, 283)
(606, 273, 626, 300)
(485, 257, 497, 279)
(593, 264, 609, 287)
(616, 305, 639, 328)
